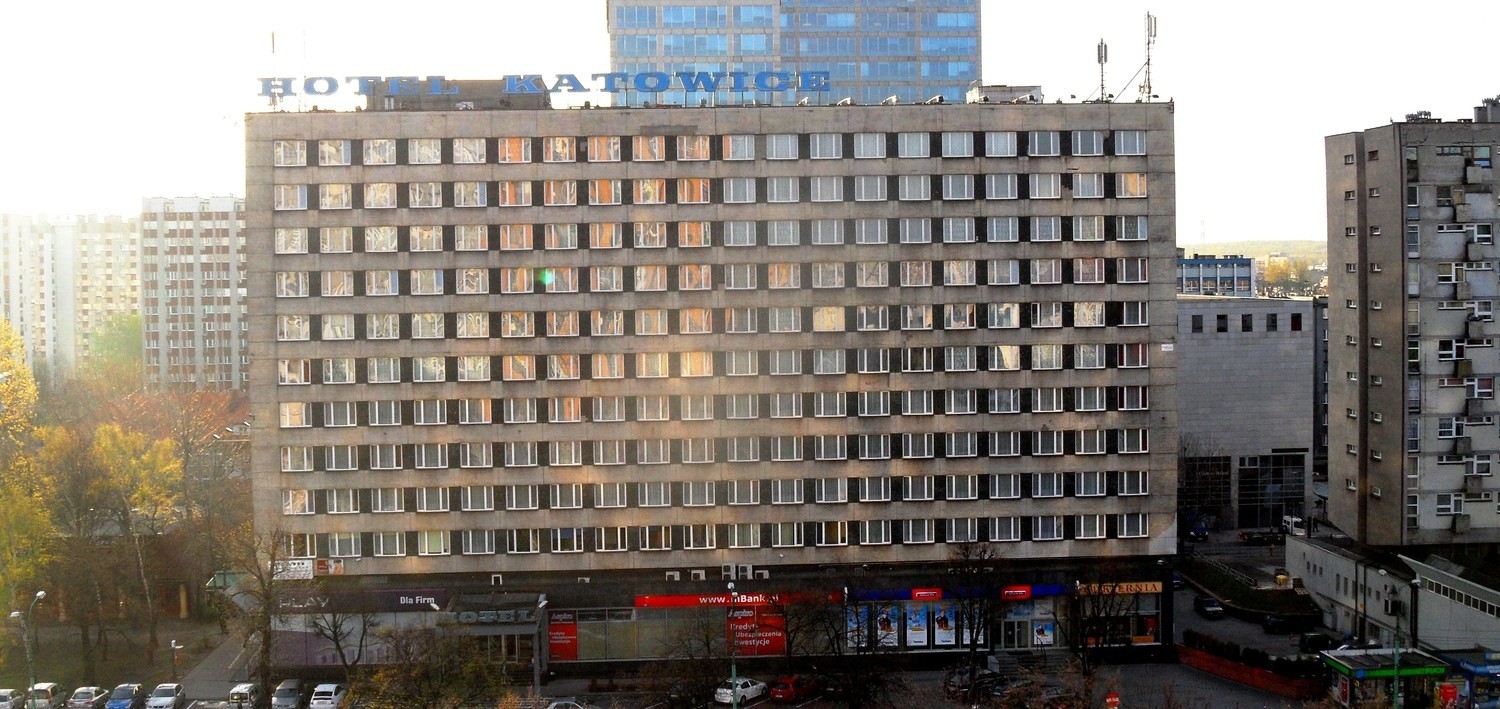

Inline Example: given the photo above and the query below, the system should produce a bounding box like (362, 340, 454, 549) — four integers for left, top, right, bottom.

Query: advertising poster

(875, 604, 899, 646)
(846, 605, 868, 648)
(906, 602, 929, 647)
(728, 606, 786, 657)
(546, 609, 578, 661)
(933, 603, 958, 646)
(1033, 620, 1056, 646)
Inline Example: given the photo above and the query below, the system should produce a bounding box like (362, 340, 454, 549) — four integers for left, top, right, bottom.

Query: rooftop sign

(258, 72, 831, 99)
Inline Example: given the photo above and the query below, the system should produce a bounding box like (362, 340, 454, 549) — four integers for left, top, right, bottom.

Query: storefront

(1434, 647, 1500, 709)
(1322, 648, 1450, 708)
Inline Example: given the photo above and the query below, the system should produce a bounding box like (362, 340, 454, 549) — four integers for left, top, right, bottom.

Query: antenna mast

(1097, 39, 1109, 102)
(1138, 13, 1158, 102)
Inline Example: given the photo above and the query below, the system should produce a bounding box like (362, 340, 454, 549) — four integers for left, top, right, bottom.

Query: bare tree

(224, 527, 310, 698)
(797, 584, 904, 708)
(943, 541, 1010, 694)
(306, 594, 380, 677)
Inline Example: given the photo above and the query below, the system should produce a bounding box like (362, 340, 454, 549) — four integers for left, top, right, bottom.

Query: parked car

(1187, 527, 1209, 542)
(1238, 529, 1286, 546)
(103, 684, 144, 709)
(307, 684, 347, 709)
(228, 684, 261, 708)
(714, 678, 767, 704)
(768, 676, 818, 702)
(545, 698, 597, 709)
(943, 667, 1003, 698)
(65, 688, 108, 709)
(1193, 595, 1226, 619)
(1299, 632, 1337, 653)
(1262, 614, 1303, 634)
(270, 679, 307, 709)
(143, 684, 184, 709)
(989, 677, 1037, 701)
(0, 689, 24, 709)
(1031, 686, 1083, 708)
(28, 683, 66, 709)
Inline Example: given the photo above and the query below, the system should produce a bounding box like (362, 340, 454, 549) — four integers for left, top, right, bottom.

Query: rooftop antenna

(1138, 13, 1157, 102)
(1096, 39, 1109, 103)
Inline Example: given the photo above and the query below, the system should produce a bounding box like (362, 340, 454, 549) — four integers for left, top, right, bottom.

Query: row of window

(271, 172, 1149, 210)
(270, 131, 1149, 168)
(271, 216, 1151, 254)
(276, 386, 1151, 430)
(277, 428, 1152, 472)
(283, 513, 1152, 558)
(281, 472, 1151, 516)
(274, 259, 1150, 298)
(273, 303, 1152, 341)
(276, 345, 1152, 386)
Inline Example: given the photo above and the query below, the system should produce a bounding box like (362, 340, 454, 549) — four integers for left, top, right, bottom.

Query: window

(1115, 130, 1145, 155)
(373, 532, 406, 557)
(810, 133, 841, 159)
(417, 486, 450, 513)
(1028, 131, 1059, 156)
(273, 140, 306, 166)
(1033, 516, 1064, 541)
(854, 133, 886, 158)
(596, 483, 627, 508)
(1071, 130, 1104, 156)
(371, 487, 403, 512)
(985, 173, 1018, 200)
(1118, 257, 1149, 283)
(506, 529, 539, 554)
(990, 473, 1021, 500)
(1119, 513, 1149, 538)
(772, 522, 804, 548)
(1120, 471, 1149, 495)
(679, 177, 711, 204)
(767, 134, 798, 159)
(273, 184, 306, 210)
(274, 228, 307, 254)
(633, 135, 663, 161)
(904, 519, 935, 545)
(898, 175, 930, 201)
(942, 131, 973, 157)
(860, 434, 891, 460)
(1117, 215, 1148, 241)
(985, 131, 1017, 157)
(1073, 173, 1104, 198)
(677, 135, 711, 160)
(1117, 173, 1148, 198)
(1119, 429, 1150, 453)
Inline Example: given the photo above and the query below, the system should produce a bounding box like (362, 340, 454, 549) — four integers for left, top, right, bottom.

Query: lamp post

(8, 590, 45, 694)
(727, 582, 739, 709)
(1378, 569, 1407, 709)
(533, 597, 548, 698)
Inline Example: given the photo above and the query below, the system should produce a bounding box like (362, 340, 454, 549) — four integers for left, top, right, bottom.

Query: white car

(307, 684, 347, 709)
(714, 678, 767, 704)
(144, 684, 184, 709)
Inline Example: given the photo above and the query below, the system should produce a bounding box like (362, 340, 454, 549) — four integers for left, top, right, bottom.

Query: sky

(1, 0, 1497, 244)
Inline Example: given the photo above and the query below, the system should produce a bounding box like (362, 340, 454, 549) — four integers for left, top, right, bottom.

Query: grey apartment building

(1327, 100, 1500, 547)
(246, 86, 1178, 667)
(140, 196, 248, 390)
(606, 0, 980, 106)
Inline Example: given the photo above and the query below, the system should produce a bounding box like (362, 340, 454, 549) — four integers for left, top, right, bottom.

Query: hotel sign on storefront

(258, 72, 832, 99)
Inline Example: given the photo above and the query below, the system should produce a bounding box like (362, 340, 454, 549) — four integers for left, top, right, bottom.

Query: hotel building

(606, 0, 980, 106)
(247, 85, 1177, 667)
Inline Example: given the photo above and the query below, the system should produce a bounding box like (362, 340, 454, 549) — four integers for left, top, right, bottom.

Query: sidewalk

(180, 635, 251, 702)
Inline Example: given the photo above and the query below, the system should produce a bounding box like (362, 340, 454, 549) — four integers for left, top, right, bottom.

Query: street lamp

(8, 590, 45, 694)
(1378, 569, 1407, 709)
(727, 582, 739, 709)
(533, 597, 548, 698)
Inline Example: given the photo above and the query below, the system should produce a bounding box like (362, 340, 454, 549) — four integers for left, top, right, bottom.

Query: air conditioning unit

(722, 563, 736, 580)
(577, 577, 591, 584)
(738, 564, 754, 580)
(491, 574, 504, 586)
(1384, 598, 1403, 616)
(665, 571, 681, 582)
(1370, 486, 1383, 499)
(1346, 479, 1358, 491)
(755, 570, 770, 580)
(690, 569, 707, 581)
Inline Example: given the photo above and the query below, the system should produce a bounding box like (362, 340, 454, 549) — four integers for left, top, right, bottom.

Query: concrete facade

(1176, 296, 1314, 529)
(245, 90, 1179, 663)
(1327, 112, 1500, 546)
(140, 196, 248, 390)
(0, 213, 139, 376)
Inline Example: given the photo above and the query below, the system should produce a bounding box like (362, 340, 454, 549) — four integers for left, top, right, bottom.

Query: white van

(229, 683, 261, 708)
(1282, 515, 1306, 536)
(27, 683, 64, 709)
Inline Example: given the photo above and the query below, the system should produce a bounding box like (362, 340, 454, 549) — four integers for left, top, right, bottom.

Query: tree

(645, 606, 731, 709)
(306, 592, 380, 677)
(0, 318, 38, 475)
(93, 424, 182, 666)
(79, 313, 143, 394)
(224, 527, 308, 700)
(347, 624, 511, 709)
(943, 541, 1010, 700)
(34, 426, 114, 684)
(796, 585, 905, 708)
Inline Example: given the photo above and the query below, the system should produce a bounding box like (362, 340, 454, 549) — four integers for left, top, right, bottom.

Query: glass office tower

(607, 0, 980, 106)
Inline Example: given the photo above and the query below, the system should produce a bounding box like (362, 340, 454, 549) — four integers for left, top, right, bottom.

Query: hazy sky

(1, 0, 1496, 243)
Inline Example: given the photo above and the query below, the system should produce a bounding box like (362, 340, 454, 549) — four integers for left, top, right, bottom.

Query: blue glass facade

(607, 0, 980, 106)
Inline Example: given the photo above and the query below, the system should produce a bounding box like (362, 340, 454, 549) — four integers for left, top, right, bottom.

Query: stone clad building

(246, 84, 1178, 667)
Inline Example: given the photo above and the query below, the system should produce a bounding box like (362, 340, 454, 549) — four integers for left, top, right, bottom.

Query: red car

(769, 676, 818, 702)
